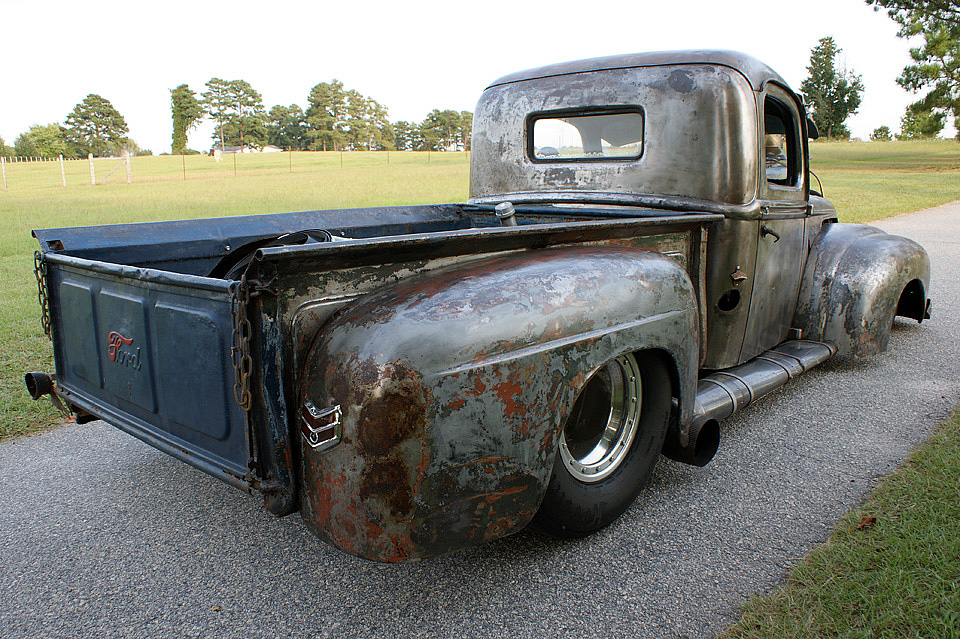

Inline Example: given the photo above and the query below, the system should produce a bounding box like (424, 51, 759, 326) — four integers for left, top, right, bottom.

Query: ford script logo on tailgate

(107, 331, 142, 370)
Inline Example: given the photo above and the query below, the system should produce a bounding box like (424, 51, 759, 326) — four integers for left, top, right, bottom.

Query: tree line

(0, 79, 473, 160)
(171, 77, 472, 154)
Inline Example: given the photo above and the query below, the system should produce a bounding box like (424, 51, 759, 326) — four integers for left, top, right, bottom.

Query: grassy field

(808, 139, 960, 223)
(724, 410, 960, 638)
(0, 141, 957, 441)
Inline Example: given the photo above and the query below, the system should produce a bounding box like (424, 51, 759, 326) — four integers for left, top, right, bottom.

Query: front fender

(793, 222, 930, 358)
(298, 246, 699, 561)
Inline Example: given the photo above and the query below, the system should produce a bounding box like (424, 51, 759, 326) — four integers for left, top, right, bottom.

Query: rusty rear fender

(297, 246, 700, 562)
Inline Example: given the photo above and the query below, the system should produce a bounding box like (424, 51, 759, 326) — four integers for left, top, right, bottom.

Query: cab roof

(487, 50, 788, 93)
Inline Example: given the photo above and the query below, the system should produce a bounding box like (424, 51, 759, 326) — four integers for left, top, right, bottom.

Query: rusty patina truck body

(27, 51, 931, 562)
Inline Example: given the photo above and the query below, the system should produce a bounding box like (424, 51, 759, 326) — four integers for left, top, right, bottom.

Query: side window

(763, 95, 800, 187)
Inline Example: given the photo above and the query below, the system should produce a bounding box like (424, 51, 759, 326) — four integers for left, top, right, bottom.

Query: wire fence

(0, 150, 470, 193)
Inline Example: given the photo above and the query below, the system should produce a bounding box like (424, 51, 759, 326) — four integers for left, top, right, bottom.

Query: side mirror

(806, 116, 820, 140)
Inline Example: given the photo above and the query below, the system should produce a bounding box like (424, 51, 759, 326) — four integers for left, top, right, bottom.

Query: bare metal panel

(470, 64, 758, 207)
(740, 212, 806, 361)
(701, 218, 758, 369)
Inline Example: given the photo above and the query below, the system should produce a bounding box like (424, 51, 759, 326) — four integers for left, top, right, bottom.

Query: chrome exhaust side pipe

(666, 340, 836, 467)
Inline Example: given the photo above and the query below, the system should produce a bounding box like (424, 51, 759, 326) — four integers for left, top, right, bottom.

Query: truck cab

(470, 50, 842, 369)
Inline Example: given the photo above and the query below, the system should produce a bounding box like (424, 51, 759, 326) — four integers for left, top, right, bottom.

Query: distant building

(210, 144, 241, 155)
(210, 144, 273, 155)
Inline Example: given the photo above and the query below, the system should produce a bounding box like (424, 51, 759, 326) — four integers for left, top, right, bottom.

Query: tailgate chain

(33, 251, 51, 340)
(231, 276, 253, 411)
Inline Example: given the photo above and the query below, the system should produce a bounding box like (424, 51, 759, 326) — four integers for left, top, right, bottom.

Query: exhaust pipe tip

(663, 418, 720, 467)
(24, 372, 54, 401)
(688, 418, 720, 467)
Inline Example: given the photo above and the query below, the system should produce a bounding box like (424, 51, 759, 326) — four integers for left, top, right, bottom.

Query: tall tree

(64, 94, 129, 157)
(345, 90, 372, 150)
(171, 84, 202, 153)
(305, 80, 347, 151)
(202, 78, 233, 151)
(229, 80, 265, 150)
(367, 99, 394, 150)
(0, 135, 8, 158)
(867, 0, 960, 136)
(421, 109, 464, 150)
(800, 37, 865, 139)
(409, 123, 427, 151)
(393, 120, 415, 151)
(420, 109, 445, 151)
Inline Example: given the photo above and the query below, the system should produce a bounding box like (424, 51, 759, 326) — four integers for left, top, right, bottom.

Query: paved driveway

(1, 203, 958, 638)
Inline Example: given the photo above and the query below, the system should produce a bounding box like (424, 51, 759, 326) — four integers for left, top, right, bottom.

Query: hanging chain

(231, 276, 253, 411)
(33, 251, 51, 339)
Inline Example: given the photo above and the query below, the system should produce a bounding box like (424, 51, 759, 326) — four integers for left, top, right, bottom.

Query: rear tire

(532, 351, 671, 537)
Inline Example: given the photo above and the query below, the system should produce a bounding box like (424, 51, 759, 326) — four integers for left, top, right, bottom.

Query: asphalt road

(2, 203, 958, 639)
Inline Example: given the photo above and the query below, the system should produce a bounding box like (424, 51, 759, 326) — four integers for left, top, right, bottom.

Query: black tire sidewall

(532, 352, 672, 537)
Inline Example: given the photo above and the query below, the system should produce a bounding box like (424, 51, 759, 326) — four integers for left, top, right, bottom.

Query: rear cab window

(529, 109, 644, 161)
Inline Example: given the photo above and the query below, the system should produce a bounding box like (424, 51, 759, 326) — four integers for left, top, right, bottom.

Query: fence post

(125, 152, 132, 184)
(181, 151, 186, 181)
(1, 156, 6, 191)
(59, 155, 66, 187)
(88, 153, 95, 185)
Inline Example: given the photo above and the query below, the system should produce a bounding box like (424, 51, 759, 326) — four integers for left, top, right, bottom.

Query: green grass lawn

(809, 140, 960, 223)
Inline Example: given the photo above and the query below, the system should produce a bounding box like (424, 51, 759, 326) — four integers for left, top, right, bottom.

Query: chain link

(33, 251, 51, 339)
(231, 277, 253, 411)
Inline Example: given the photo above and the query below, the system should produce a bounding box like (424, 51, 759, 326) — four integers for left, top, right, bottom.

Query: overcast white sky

(1, 0, 946, 153)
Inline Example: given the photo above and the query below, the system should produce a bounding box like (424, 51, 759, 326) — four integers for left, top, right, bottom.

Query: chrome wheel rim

(559, 354, 642, 483)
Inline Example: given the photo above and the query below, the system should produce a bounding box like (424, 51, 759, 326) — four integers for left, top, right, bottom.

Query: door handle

(761, 225, 780, 243)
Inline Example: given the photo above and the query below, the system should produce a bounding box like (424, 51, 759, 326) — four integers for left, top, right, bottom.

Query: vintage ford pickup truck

(27, 51, 931, 562)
